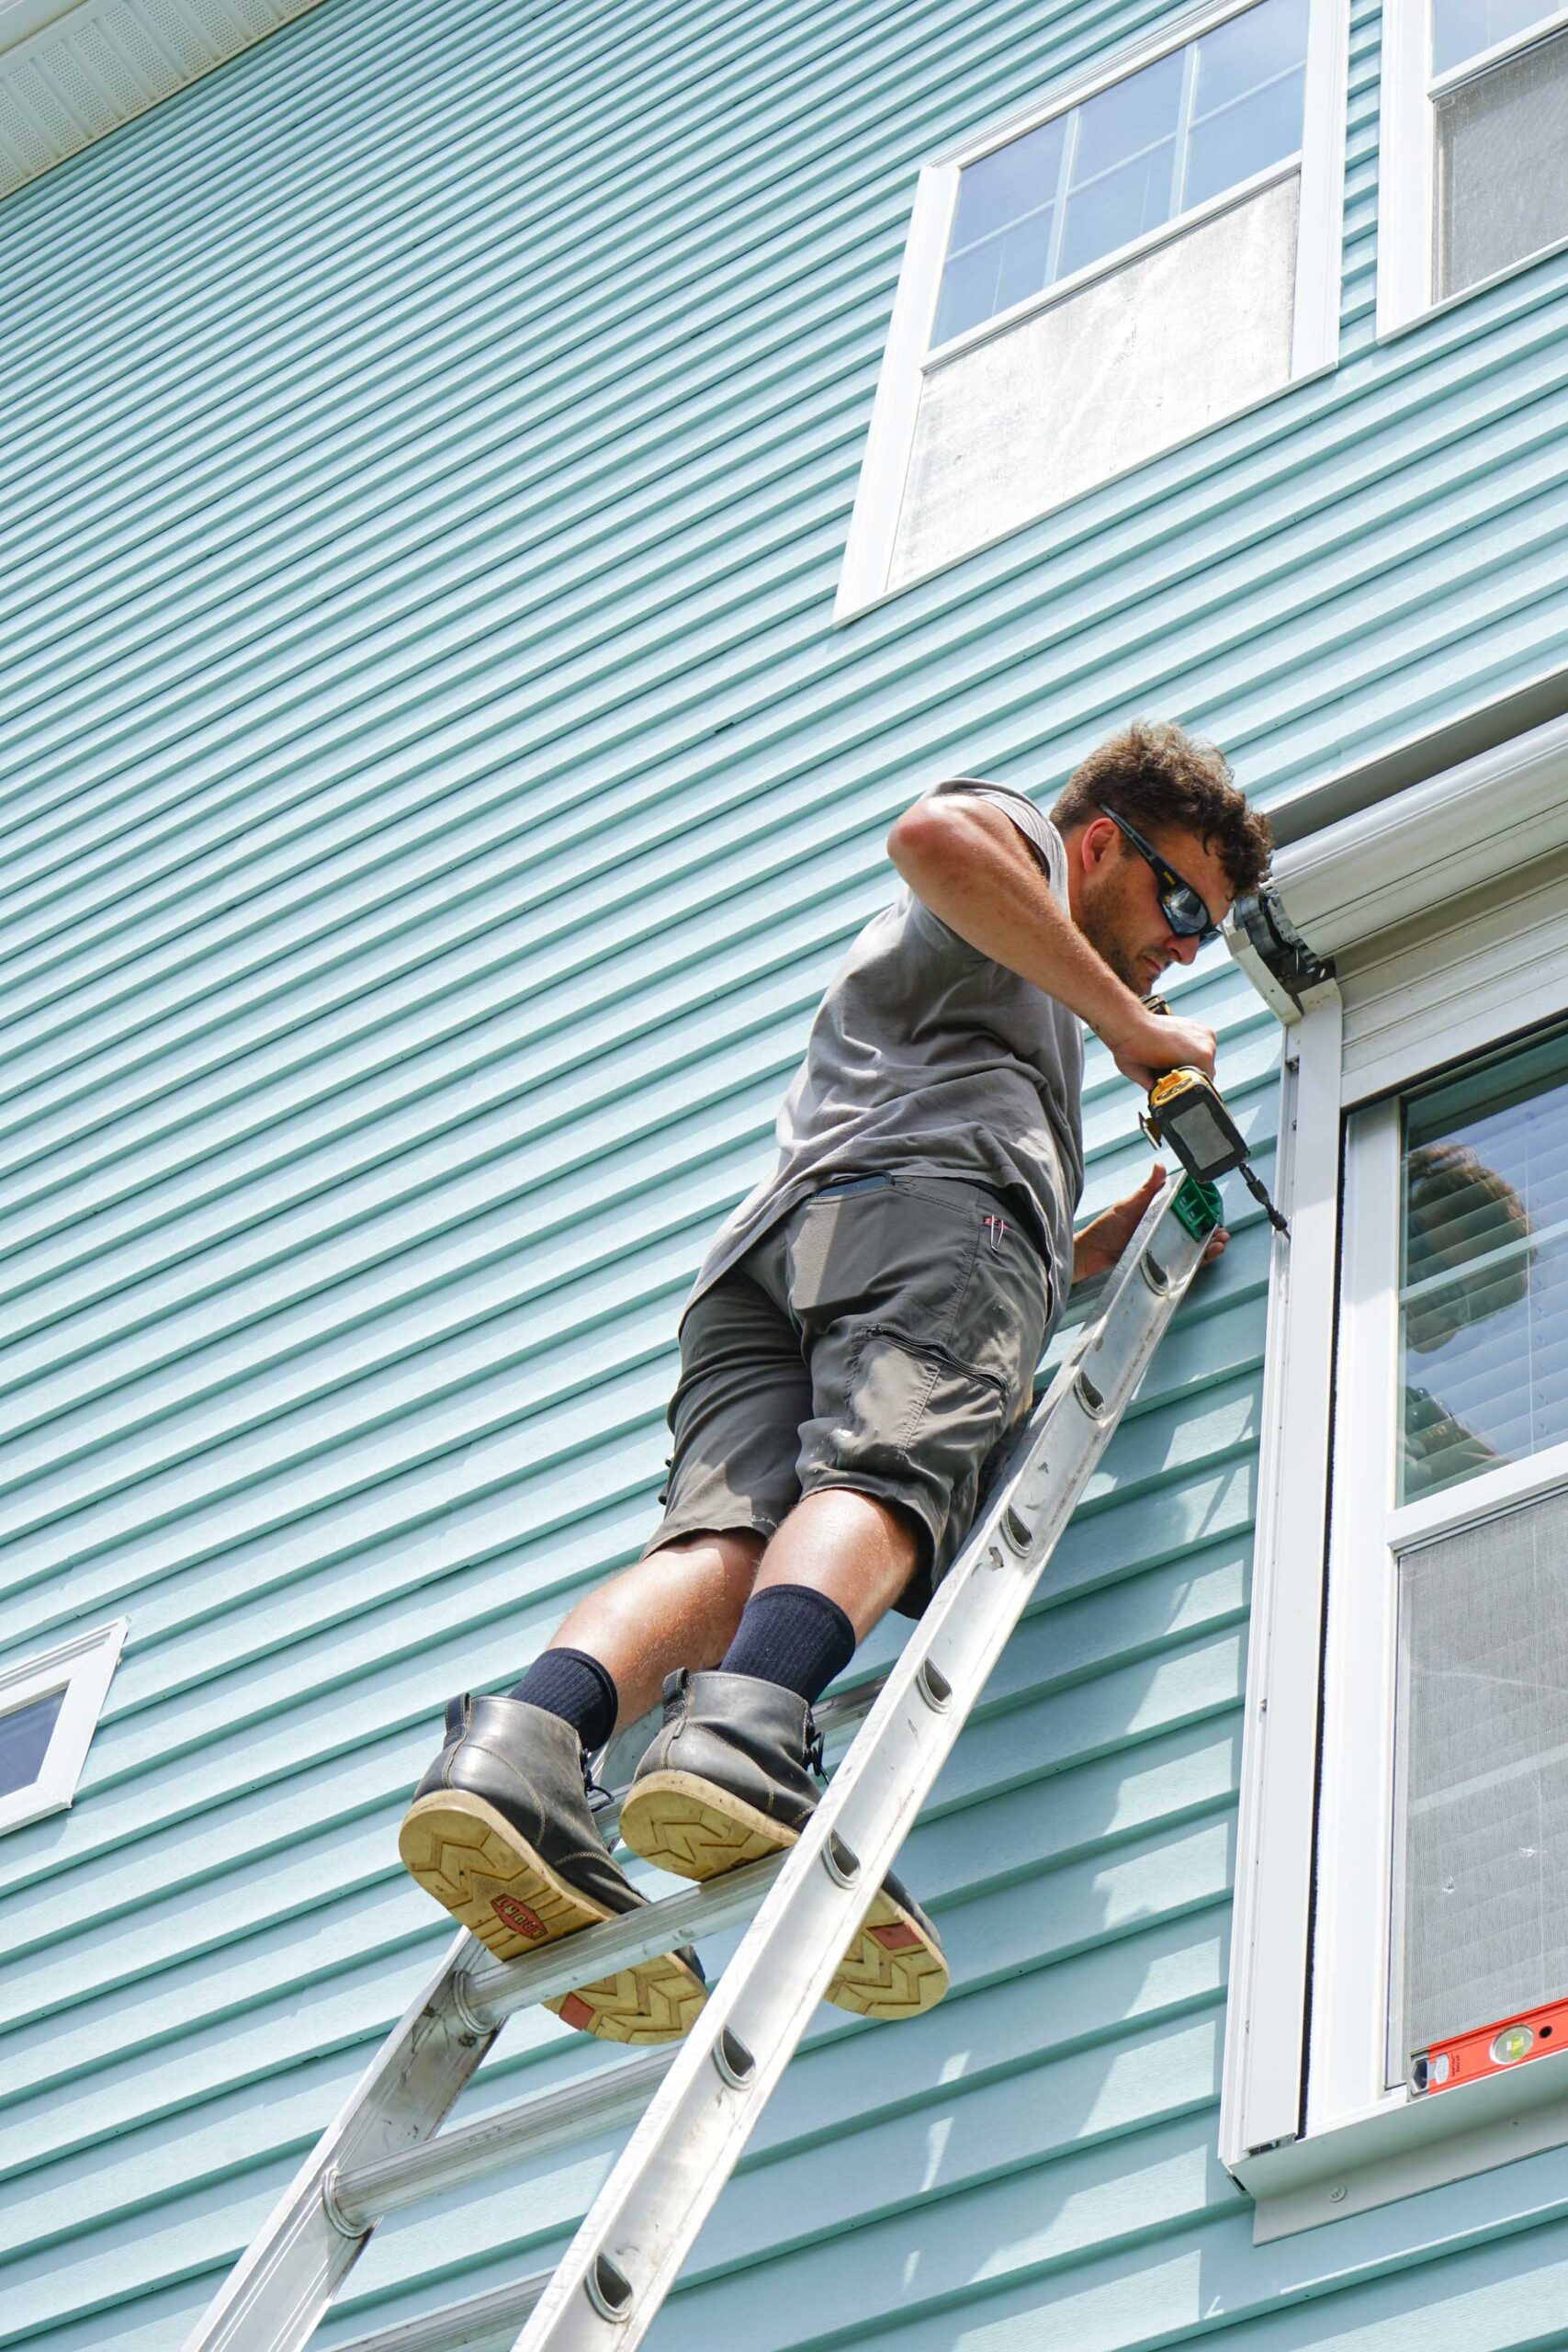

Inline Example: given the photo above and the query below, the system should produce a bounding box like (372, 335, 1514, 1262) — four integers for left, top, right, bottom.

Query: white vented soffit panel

(1269, 708, 1568, 959)
(0, 0, 327, 200)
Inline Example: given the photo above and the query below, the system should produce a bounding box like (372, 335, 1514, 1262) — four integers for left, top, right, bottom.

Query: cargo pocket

(840, 1323, 1012, 1535)
(850, 1324, 1010, 1451)
(943, 1224, 1054, 1417)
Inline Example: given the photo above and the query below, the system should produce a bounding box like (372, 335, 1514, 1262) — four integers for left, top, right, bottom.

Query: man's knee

(644, 1526, 766, 1572)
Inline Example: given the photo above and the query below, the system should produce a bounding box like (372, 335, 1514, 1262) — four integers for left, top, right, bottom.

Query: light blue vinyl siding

(0, 0, 1566, 2341)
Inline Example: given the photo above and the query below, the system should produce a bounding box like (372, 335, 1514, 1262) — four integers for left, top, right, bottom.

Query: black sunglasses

(1095, 804, 1221, 944)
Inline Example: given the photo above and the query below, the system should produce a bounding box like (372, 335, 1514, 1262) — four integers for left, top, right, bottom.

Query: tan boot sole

(398, 1790, 706, 2046)
(618, 1770, 948, 2022)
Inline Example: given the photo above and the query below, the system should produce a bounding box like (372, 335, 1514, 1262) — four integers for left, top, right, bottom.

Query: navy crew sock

(719, 1583, 857, 1707)
(508, 1646, 618, 1755)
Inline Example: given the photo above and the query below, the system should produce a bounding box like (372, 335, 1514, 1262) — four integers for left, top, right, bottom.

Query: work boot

(399, 1694, 706, 2045)
(618, 1669, 948, 2022)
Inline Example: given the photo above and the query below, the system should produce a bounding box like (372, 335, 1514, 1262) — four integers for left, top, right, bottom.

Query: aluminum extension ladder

(184, 1173, 1216, 2352)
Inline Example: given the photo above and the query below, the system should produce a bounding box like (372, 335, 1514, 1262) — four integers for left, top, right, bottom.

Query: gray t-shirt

(691, 778, 1086, 1302)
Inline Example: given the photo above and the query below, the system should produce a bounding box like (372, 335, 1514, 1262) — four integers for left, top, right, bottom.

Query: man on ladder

(398, 721, 1273, 2045)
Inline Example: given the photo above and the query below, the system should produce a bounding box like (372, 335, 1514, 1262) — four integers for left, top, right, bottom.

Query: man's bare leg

(544, 1488, 919, 1730)
(750, 1486, 921, 1640)
(397, 1534, 760, 2040)
(616, 1482, 947, 2018)
(545, 1530, 764, 1731)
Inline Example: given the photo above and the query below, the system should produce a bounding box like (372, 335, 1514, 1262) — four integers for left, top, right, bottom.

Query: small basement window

(0, 1619, 128, 1836)
(837, 0, 1348, 614)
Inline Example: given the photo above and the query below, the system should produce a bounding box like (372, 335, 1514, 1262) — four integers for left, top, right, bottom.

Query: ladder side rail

(183, 1702, 863, 2344)
(516, 1185, 1203, 2350)
(182, 1856, 785, 2349)
(181, 1931, 500, 2352)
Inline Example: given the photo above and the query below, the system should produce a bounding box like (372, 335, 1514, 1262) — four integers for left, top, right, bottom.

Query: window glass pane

(1192, 0, 1310, 117)
(949, 116, 1065, 254)
(1184, 69, 1307, 205)
(1057, 50, 1182, 279)
(0, 1689, 63, 1797)
(1435, 24, 1568, 298)
(933, 212, 1055, 343)
(1185, 0, 1310, 207)
(935, 117, 1066, 343)
(1432, 0, 1562, 75)
(1073, 47, 1186, 179)
(1399, 1023, 1568, 1504)
(1057, 137, 1178, 278)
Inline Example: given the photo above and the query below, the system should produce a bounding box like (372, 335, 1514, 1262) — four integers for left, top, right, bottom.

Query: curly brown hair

(1051, 720, 1273, 899)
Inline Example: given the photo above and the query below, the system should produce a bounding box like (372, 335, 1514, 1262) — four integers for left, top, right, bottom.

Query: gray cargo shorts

(643, 1173, 1057, 1616)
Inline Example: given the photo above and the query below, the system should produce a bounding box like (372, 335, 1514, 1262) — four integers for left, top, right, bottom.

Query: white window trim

(1377, 0, 1568, 339)
(0, 1618, 128, 1836)
(837, 0, 1349, 622)
(1220, 709, 1568, 2237)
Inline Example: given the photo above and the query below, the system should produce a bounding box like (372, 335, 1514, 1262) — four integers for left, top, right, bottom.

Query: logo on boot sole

(491, 1892, 547, 1940)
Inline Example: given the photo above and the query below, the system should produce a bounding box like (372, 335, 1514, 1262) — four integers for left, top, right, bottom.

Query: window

(837, 0, 1348, 616)
(1350, 1029, 1568, 2104)
(1219, 712, 1568, 2236)
(0, 1620, 128, 1836)
(1379, 0, 1568, 332)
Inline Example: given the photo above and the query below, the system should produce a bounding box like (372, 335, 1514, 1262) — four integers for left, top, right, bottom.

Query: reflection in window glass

(1186, 0, 1311, 207)
(1431, 0, 1561, 75)
(0, 1690, 63, 1797)
(932, 0, 1309, 345)
(1399, 1023, 1568, 1502)
(1057, 51, 1183, 281)
(934, 117, 1066, 345)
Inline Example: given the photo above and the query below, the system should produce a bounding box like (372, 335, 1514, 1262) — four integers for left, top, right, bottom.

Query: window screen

(1388, 1486, 1568, 2078)
(1435, 22, 1568, 298)
(1399, 1022, 1568, 1504)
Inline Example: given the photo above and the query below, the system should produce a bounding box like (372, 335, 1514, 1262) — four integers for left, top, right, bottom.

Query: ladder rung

(328, 2047, 674, 2233)
(458, 1854, 783, 2031)
(336, 2272, 547, 2352)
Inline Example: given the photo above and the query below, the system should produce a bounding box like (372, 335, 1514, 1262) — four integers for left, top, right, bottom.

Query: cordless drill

(1140, 998, 1289, 1237)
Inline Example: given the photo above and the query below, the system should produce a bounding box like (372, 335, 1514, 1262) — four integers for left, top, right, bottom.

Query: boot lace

(805, 1713, 826, 1781)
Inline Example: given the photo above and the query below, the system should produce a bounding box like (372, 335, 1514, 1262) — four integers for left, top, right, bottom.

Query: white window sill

(1377, 229, 1568, 342)
(1235, 2051, 1568, 2239)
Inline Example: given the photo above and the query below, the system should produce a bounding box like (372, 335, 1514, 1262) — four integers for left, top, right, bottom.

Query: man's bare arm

(886, 790, 1215, 1085)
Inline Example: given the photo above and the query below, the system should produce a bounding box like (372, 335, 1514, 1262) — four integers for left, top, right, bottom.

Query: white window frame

(1313, 1084, 1568, 2135)
(0, 1618, 128, 1836)
(1221, 710, 1568, 2238)
(1378, 0, 1568, 337)
(837, 0, 1349, 621)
